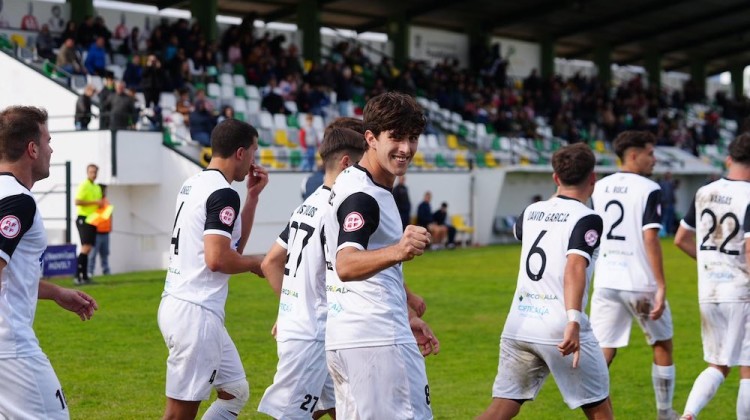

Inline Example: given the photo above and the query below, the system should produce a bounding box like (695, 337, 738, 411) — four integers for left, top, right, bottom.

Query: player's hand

(271, 321, 277, 338)
(558, 322, 580, 368)
(247, 164, 269, 199)
(396, 225, 431, 262)
(410, 317, 440, 356)
(650, 287, 666, 320)
(407, 291, 427, 317)
(55, 288, 98, 321)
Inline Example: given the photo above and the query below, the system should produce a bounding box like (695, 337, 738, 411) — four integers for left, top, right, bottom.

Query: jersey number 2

(699, 209, 741, 255)
(605, 200, 626, 241)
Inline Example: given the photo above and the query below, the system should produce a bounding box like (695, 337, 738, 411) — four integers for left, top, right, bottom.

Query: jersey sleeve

(680, 194, 697, 231)
(0, 194, 36, 263)
(567, 214, 603, 264)
(744, 203, 750, 239)
(642, 189, 662, 230)
(336, 192, 380, 251)
(276, 223, 290, 249)
(513, 209, 525, 240)
(204, 188, 241, 238)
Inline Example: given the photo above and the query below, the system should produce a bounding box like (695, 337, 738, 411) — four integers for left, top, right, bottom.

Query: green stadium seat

(290, 149, 302, 169)
(474, 152, 487, 168)
(435, 153, 453, 168)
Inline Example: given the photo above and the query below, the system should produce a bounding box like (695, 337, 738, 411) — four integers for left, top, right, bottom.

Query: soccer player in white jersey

(478, 143, 612, 420)
(0, 106, 98, 419)
(674, 133, 750, 420)
(590, 131, 677, 419)
(324, 92, 440, 419)
(258, 127, 367, 419)
(158, 119, 269, 420)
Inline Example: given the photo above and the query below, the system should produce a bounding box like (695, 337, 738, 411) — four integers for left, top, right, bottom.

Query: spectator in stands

(47, 5, 64, 32)
(189, 99, 215, 147)
(93, 16, 112, 53)
(194, 88, 214, 113)
(98, 73, 115, 130)
(141, 54, 164, 109)
(75, 84, 96, 131)
(335, 66, 354, 117)
(300, 114, 320, 171)
(76, 16, 95, 50)
(20, 2, 38, 31)
(392, 175, 411, 230)
(109, 81, 136, 131)
(217, 106, 234, 124)
(36, 25, 56, 61)
(658, 171, 678, 236)
(123, 55, 143, 91)
(84, 36, 107, 76)
(113, 13, 128, 40)
(60, 20, 77, 46)
(187, 48, 207, 84)
(119, 26, 140, 56)
(416, 191, 447, 248)
(432, 202, 457, 249)
(175, 88, 193, 124)
(261, 78, 289, 115)
(57, 37, 85, 75)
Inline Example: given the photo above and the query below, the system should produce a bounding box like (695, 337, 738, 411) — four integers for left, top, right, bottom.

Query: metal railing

(34, 161, 72, 243)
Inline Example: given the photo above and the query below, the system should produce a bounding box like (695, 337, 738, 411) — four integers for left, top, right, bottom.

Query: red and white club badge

(584, 229, 599, 247)
(343, 211, 364, 232)
(0, 215, 21, 238)
(219, 206, 236, 226)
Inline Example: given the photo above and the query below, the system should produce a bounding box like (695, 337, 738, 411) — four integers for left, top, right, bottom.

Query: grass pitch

(35, 240, 740, 419)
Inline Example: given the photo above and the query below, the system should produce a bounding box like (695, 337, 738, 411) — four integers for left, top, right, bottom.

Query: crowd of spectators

(26, 11, 750, 151)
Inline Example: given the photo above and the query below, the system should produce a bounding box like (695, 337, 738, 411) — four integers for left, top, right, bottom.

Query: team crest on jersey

(584, 229, 599, 246)
(343, 211, 364, 232)
(0, 215, 21, 238)
(219, 206, 236, 226)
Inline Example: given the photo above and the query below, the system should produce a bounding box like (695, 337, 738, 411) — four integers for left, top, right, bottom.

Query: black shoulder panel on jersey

(643, 189, 662, 226)
(278, 222, 291, 245)
(337, 192, 380, 249)
(0, 194, 36, 260)
(744, 203, 750, 234)
(568, 213, 603, 258)
(514, 209, 525, 241)
(205, 188, 241, 234)
(682, 194, 697, 229)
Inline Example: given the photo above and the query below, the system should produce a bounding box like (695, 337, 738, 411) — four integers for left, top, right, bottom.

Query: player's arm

(38, 280, 98, 321)
(560, 214, 603, 367)
(673, 195, 697, 259)
(0, 194, 38, 294)
(744, 203, 750, 266)
(643, 189, 667, 320)
(261, 241, 286, 297)
(74, 184, 102, 207)
(236, 164, 269, 254)
(334, 192, 429, 281)
(409, 315, 440, 356)
(404, 283, 426, 317)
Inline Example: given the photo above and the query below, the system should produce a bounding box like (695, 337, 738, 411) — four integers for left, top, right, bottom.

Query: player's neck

(206, 159, 233, 183)
(619, 163, 644, 176)
(360, 152, 395, 187)
(726, 165, 750, 182)
(0, 163, 33, 189)
(555, 186, 588, 203)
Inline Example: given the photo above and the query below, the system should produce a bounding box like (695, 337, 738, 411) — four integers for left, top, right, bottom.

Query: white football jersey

(162, 169, 241, 321)
(275, 185, 330, 342)
(324, 165, 415, 350)
(680, 178, 750, 303)
(592, 172, 662, 292)
(0, 174, 47, 358)
(502, 196, 603, 345)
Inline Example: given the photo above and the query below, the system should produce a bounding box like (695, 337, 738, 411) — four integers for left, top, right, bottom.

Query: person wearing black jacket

(75, 84, 96, 130)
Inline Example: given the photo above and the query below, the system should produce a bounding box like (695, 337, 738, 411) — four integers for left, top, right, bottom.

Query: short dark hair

(210, 119, 258, 158)
(552, 143, 596, 186)
(729, 133, 750, 165)
(319, 127, 367, 170)
(363, 92, 425, 140)
(612, 130, 656, 160)
(0, 106, 48, 162)
(326, 117, 365, 136)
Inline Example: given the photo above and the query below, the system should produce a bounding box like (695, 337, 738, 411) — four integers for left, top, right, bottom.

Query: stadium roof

(147, 0, 750, 75)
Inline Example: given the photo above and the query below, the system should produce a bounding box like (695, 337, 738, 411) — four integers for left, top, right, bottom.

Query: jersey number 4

(699, 209, 741, 255)
(170, 202, 185, 255)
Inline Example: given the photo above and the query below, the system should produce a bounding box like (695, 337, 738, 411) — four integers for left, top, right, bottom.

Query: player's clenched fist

(397, 225, 431, 261)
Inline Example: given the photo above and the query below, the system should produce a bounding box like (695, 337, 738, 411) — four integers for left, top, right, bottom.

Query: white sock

(683, 367, 725, 417)
(738, 379, 750, 420)
(202, 403, 237, 420)
(653, 363, 676, 411)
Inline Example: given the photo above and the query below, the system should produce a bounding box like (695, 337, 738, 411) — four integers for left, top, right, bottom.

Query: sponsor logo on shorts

(0, 215, 21, 238)
(584, 229, 599, 246)
(219, 206, 235, 226)
(343, 212, 364, 232)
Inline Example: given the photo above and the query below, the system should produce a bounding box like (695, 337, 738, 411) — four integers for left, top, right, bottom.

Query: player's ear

(588, 171, 596, 186)
(552, 172, 561, 186)
(26, 141, 38, 158)
(339, 154, 351, 170)
(724, 155, 732, 170)
(364, 130, 377, 149)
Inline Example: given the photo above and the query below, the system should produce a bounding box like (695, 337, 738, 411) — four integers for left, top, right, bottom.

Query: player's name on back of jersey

(180, 185, 192, 195)
(527, 211, 569, 223)
(706, 194, 732, 205)
(296, 204, 318, 217)
(603, 185, 629, 194)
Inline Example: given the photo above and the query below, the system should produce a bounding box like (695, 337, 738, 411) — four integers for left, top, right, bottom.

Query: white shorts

(158, 295, 246, 401)
(258, 339, 335, 419)
(590, 288, 673, 348)
(0, 355, 69, 419)
(700, 302, 750, 367)
(492, 337, 609, 409)
(326, 344, 433, 420)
